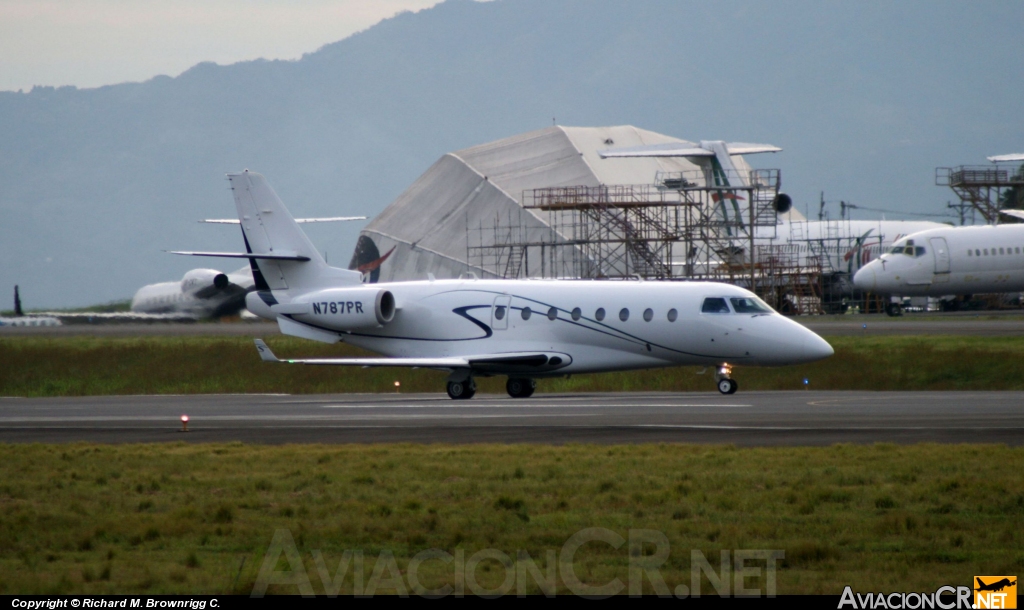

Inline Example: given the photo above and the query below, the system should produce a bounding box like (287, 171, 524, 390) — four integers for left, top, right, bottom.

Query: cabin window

(643, 308, 654, 322)
(547, 307, 558, 321)
(571, 307, 582, 321)
(730, 297, 773, 314)
(619, 308, 630, 322)
(976, 249, 981, 256)
(702, 297, 731, 313)
(595, 308, 605, 321)
(667, 308, 678, 322)
(521, 307, 531, 320)
(494, 306, 506, 321)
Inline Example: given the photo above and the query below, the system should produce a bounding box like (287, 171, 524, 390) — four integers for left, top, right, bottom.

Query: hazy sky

(0, 0, 446, 91)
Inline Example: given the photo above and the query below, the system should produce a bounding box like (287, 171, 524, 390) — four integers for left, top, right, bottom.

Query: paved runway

(1, 391, 1019, 445)
(7, 314, 1024, 337)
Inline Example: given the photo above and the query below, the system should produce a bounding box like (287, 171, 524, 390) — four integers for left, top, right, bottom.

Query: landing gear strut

(885, 302, 903, 317)
(506, 377, 536, 398)
(715, 364, 738, 395)
(447, 378, 476, 400)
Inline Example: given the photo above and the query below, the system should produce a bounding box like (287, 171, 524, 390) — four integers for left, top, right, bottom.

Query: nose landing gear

(715, 364, 738, 395)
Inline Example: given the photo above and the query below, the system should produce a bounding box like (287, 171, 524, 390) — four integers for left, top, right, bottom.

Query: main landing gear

(715, 364, 738, 395)
(506, 378, 536, 398)
(446, 379, 476, 400)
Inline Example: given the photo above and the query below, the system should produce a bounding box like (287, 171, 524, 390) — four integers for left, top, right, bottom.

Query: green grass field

(0, 443, 1019, 595)
(3, 334, 1024, 396)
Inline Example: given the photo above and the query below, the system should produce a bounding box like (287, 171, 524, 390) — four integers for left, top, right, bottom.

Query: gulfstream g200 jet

(174, 171, 833, 398)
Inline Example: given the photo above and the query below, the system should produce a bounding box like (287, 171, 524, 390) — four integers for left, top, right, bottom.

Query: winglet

(254, 339, 279, 362)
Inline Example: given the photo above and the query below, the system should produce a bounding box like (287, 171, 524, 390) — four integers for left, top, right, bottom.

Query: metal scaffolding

(465, 168, 842, 314)
(936, 164, 1024, 224)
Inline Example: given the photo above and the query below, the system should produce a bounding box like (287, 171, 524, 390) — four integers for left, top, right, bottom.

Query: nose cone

(853, 264, 876, 291)
(802, 332, 834, 361)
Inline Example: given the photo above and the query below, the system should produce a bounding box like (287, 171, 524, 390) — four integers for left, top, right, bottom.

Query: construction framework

(466, 167, 839, 313)
(936, 164, 1024, 224)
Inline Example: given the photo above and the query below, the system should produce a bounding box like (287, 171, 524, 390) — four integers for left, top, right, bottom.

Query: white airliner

(852, 220, 1024, 308)
(173, 171, 833, 397)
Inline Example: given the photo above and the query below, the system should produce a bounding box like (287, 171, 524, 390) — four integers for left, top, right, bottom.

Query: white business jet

(852, 221, 1024, 305)
(132, 215, 366, 318)
(173, 171, 834, 397)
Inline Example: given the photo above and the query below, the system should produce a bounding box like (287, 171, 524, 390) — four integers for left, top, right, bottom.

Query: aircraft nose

(802, 332, 834, 361)
(852, 265, 875, 291)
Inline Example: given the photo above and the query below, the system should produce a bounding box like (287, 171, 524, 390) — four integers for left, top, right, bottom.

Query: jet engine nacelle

(181, 269, 228, 293)
(772, 193, 793, 214)
(292, 287, 396, 329)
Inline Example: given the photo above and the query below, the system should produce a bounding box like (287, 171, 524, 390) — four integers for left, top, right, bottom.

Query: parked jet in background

(175, 171, 833, 397)
(852, 223, 1024, 312)
(130, 266, 256, 318)
(132, 214, 368, 319)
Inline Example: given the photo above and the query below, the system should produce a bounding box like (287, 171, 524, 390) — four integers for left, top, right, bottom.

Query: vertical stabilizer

(227, 171, 361, 290)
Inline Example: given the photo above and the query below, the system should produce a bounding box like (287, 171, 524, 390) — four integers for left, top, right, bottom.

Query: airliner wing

(254, 339, 571, 372)
(599, 143, 713, 158)
(987, 153, 1024, 163)
(598, 141, 781, 158)
(999, 209, 1024, 221)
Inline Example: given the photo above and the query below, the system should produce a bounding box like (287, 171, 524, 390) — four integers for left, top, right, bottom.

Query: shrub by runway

(3, 335, 1024, 396)
(0, 443, 1019, 594)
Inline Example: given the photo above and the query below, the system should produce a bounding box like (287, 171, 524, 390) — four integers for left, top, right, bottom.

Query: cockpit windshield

(701, 297, 731, 313)
(730, 297, 774, 314)
(887, 240, 926, 258)
(702, 296, 775, 314)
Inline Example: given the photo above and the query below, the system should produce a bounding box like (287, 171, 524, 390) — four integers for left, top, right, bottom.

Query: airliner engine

(180, 269, 228, 294)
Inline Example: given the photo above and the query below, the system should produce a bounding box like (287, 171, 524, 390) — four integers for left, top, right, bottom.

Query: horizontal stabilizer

(201, 216, 367, 224)
(169, 251, 311, 261)
(1000, 209, 1024, 221)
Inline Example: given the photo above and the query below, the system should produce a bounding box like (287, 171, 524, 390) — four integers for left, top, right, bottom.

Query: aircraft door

(930, 237, 950, 282)
(491, 295, 512, 330)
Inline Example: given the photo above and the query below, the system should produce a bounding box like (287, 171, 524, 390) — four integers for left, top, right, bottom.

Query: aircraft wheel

(885, 303, 902, 317)
(447, 380, 475, 400)
(506, 378, 536, 398)
(717, 378, 738, 395)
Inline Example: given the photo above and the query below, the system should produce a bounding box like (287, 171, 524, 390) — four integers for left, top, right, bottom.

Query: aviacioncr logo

(348, 235, 395, 284)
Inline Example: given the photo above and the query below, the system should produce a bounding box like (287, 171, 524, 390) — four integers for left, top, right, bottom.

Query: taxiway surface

(0, 391, 1018, 445)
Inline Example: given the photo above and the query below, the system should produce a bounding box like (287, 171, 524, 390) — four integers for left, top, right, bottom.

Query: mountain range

(1, 0, 1021, 307)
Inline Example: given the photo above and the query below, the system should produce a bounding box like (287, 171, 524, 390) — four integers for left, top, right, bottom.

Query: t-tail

(172, 170, 362, 292)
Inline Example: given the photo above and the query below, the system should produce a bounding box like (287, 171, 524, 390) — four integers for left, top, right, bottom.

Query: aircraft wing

(999, 209, 1024, 221)
(599, 143, 714, 158)
(598, 141, 781, 158)
(201, 217, 367, 224)
(255, 339, 469, 368)
(254, 339, 571, 372)
(987, 153, 1024, 163)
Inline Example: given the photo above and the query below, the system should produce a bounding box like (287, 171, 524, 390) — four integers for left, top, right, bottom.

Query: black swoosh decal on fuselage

(278, 288, 750, 361)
